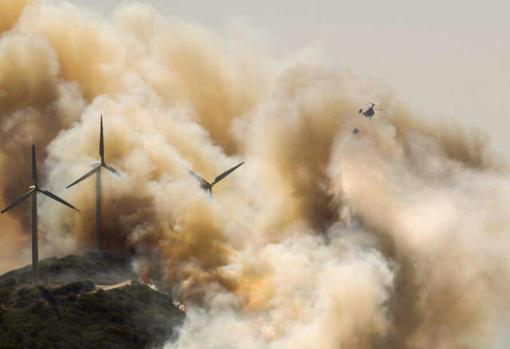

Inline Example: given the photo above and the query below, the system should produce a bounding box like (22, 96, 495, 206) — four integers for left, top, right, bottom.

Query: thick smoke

(1, 1, 509, 348)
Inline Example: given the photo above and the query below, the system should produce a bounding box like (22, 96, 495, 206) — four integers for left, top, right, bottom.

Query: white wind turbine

(66, 116, 120, 253)
(1, 144, 79, 285)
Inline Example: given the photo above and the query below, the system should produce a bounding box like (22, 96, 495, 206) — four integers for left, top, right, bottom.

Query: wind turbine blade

(1, 189, 35, 214)
(66, 166, 99, 189)
(103, 164, 121, 177)
(99, 115, 104, 164)
(39, 190, 80, 211)
(32, 144, 38, 186)
(213, 162, 245, 185)
(189, 170, 211, 187)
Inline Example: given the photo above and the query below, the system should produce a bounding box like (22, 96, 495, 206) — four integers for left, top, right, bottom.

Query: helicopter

(358, 103, 381, 119)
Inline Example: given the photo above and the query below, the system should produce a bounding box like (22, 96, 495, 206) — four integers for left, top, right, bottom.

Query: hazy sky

(71, 0, 510, 158)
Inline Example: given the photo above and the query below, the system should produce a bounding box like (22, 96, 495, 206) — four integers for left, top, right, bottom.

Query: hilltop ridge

(0, 253, 184, 349)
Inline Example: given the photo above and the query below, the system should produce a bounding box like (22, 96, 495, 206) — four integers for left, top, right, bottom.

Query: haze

(70, 0, 510, 158)
(2, 2, 510, 347)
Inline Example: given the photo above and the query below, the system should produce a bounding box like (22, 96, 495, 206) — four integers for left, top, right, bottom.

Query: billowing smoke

(1, 1, 509, 348)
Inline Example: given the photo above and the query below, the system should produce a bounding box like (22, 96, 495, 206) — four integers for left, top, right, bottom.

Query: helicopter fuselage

(359, 104, 376, 119)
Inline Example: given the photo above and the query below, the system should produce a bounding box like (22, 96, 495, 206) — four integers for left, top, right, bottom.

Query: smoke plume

(0, 2, 509, 348)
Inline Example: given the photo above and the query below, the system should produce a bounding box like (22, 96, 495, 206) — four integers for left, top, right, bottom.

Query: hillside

(0, 253, 184, 349)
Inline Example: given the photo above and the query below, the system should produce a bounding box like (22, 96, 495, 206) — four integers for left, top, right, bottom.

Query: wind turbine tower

(1, 145, 79, 285)
(66, 116, 120, 253)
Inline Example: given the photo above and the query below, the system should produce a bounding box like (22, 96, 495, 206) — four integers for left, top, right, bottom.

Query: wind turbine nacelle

(90, 161, 101, 168)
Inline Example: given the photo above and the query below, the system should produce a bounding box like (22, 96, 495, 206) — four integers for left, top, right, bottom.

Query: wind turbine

(1, 145, 79, 285)
(190, 162, 245, 196)
(66, 115, 120, 253)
